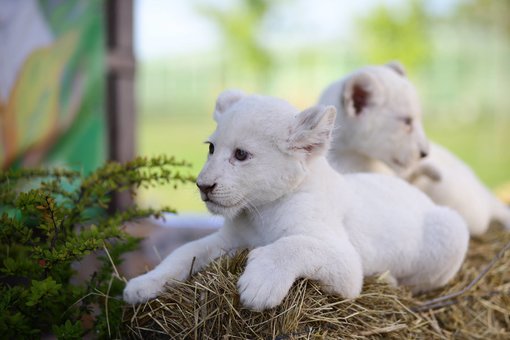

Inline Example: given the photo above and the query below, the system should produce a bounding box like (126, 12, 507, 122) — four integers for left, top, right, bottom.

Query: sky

(134, 0, 460, 60)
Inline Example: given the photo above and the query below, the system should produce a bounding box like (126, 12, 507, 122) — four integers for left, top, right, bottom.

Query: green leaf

(0, 155, 192, 336)
(26, 277, 62, 307)
(52, 320, 83, 340)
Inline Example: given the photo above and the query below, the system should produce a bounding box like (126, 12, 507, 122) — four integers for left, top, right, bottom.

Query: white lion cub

(318, 62, 510, 235)
(123, 90, 469, 311)
(318, 62, 430, 176)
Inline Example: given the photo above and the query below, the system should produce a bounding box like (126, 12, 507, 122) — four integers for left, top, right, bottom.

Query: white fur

(124, 91, 469, 311)
(409, 143, 510, 235)
(318, 62, 510, 235)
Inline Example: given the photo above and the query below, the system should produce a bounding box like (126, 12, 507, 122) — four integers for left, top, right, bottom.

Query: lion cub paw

(123, 273, 167, 304)
(237, 248, 295, 311)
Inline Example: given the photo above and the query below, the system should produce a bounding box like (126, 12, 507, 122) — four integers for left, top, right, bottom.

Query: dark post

(105, 0, 136, 210)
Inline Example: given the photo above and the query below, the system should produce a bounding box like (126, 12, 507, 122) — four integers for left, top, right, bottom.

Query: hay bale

(123, 227, 510, 339)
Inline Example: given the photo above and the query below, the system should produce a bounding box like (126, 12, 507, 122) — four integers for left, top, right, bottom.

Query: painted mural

(0, 0, 105, 173)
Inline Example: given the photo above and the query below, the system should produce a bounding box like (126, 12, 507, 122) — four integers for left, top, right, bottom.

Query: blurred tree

(454, 0, 510, 37)
(356, 0, 433, 74)
(196, 0, 281, 89)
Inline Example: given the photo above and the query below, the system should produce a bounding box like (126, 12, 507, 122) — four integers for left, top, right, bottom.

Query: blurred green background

(134, 0, 510, 212)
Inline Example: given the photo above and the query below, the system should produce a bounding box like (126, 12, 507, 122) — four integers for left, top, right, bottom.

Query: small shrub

(0, 156, 194, 339)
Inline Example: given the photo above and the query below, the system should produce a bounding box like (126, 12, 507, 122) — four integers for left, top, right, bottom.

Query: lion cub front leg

(238, 234, 363, 311)
(123, 231, 233, 304)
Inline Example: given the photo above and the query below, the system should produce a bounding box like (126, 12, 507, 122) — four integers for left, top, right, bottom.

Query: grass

(124, 226, 510, 338)
(137, 116, 214, 212)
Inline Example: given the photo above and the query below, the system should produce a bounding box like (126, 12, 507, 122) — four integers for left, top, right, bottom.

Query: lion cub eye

(399, 117, 413, 132)
(234, 148, 249, 161)
(401, 117, 413, 126)
(208, 143, 215, 155)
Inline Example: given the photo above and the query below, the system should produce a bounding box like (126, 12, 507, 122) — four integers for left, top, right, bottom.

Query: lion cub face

(197, 90, 336, 219)
(319, 62, 429, 174)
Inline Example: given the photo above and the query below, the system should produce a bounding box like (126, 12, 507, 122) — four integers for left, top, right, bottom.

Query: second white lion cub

(318, 62, 510, 235)
(123, 90, 469, 311)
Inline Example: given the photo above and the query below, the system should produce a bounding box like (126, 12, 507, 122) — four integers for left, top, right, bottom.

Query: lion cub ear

(214, 89, 245, 121)
(286, 105, 336, 157)
(385, 60, 406, 77)
(342, 72, 382, 117)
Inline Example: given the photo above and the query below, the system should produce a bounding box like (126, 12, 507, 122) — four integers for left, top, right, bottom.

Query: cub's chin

(204, 200, 244, 219)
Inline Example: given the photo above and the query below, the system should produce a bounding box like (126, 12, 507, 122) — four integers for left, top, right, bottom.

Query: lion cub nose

(420, 150, 428, 159)
(197, 182, 217, 195)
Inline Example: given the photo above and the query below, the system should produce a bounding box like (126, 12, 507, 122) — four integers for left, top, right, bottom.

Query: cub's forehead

(388, 78, 421, 114)
(231, 95, 298, 119)
(213, 95, 298, 140)
(370, 67, 420, 112)
(372, 67, 410, 91)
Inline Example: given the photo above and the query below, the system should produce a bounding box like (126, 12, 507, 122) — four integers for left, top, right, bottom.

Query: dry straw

(123, 226, 510, 339)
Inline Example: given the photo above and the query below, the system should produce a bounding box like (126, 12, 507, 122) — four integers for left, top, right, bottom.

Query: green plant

(0, 156, 195, 339)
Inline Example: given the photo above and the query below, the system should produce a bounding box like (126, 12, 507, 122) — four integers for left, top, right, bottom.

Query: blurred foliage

(356, 0, 432, 74)
(195, 0, 282, 88)
(455, 0, 510, 36)
(0, 156, 194, 338)
(136, 0, 510, 212)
